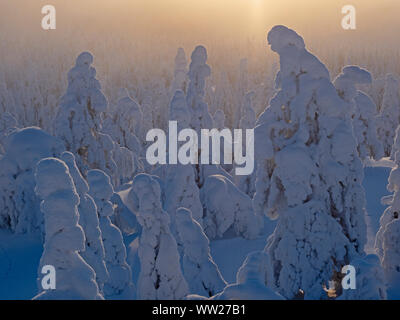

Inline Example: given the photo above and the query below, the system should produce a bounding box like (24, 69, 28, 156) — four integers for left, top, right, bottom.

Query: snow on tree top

(61, 151, 89, 195)
(87, 169, 114, 201)
(76, 51, 94, 67)
(188, 46, 211, 80)
(5, 127, 64, 171)
(267, 25, 305, 53)
(35, 157, 76, 200)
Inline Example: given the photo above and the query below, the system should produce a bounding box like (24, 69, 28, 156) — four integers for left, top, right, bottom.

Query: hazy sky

(1, 0, 399, 39)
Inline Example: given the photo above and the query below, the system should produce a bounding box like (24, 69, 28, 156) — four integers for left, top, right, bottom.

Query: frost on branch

(130, 174, 189, 300)
(253, 25, 367, 299)
(34, 158, 102, 300)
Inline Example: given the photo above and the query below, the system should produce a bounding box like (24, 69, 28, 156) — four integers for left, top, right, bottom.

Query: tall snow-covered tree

(0, 127, 64, 234)
(377, 74, 400, 156)
(129, 174, 189, 300)
(61, 152, 109, 293)
(87, 169, 135, 299)
(186, 45, 214, 134)
(34, 158, 102, 300)
(54, 52, 117, 181)
(175, 207, 226, 297)
(253, 26, 368, 299)
(334, 66, 383, 161)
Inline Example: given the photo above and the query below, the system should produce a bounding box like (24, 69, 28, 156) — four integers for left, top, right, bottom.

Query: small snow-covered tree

(253, 26, 368, 299)
(129, 174, 189, 300)
(171, 48, 188, 94)
(175, 208, 226, 297)
(339, 255, 386, 300)
(377, 74, 400, 156)
(334, 66, 383, 161)
(211, 251, 283, 300)
(87, 169, 135, 299)
(61, 152, 109, 293)
(54, 52, 117, 180)
(34, 158, 102, 300)
(0, 127, 64, 234)
(201, 175, 260, 240)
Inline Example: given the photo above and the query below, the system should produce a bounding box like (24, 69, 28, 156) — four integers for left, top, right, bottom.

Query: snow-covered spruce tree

(129, 174, 189, 300)
(375, 150, 400, 284)
(211, 251, 283, 300)
(165, 90, 203, 236)
(236, 91, 257, 198)
(169, 89, 191, 131)
(186, 45, 214, 134)
(54, 52, 117, 180)
(61, 152, 109, 293)
(175, 208, 226, 297)
(103, 88, 143, 154)
(0, 127, 64, 234)
(201, 175, 260, 240)
(334, 66, 383, 161)
(34, 158, 102, 300)
(377, 74, 400, 156)
(102, 88, 143, 185)
(185, 45, 233, 187)
(339, 255, 386, 300)
(171, 48, 188, 94)
(253, 26, 368, 299)
(87, 169, 135, 299)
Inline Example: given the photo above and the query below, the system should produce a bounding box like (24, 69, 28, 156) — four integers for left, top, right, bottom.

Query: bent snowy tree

(253, 25, 368, 299)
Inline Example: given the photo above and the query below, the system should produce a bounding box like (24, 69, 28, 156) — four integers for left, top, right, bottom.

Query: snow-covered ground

(0, 165, 392, 299)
